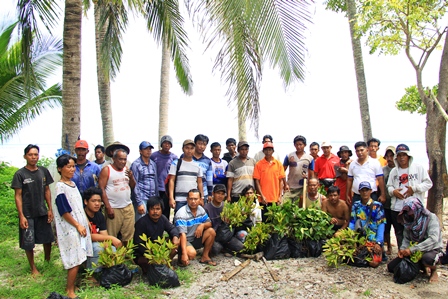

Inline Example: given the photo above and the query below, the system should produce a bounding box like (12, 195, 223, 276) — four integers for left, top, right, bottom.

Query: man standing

(309, 142, 320, 160)
(367, 138, 387, 167)
(226, 141, 256, 203)
(253, 142, 286, 222)
(93, 145, 106, 169)
(253, 135, 282, 162)
(346, 141, 386, 205)
(98, 144, 136, 245)
(223, 138, 237, 163)
(322, 186, 350, 236)
(210, 142, 228, 187)
(334, 145, 353, 201)
(133, 196, 180, 273)
(314, 141, 339, 188)
(192, 134, 214, 203)
(168, 139, 203, 214)
(12, 144, 54, 276)
(150, 135, 178, 220)
(174, 189, 216, 267)
(383, 146, 396, 255)
(387, 144, 432, 248)
(283, 135, 314, 202)
(131, 141, 158, 221)
(72, 140, 101, 196)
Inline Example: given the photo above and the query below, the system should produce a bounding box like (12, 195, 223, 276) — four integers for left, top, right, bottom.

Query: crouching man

(83, 187, 122, 271)
(133, 196, 180, 273)
(174, 189, 217, 266)
(204, 184, 244, 255)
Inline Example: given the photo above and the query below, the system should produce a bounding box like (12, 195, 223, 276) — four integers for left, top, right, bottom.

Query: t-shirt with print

(169, 159, 203, 202)
(283, 152, 314, 189)
(87, 211, 107, 234)
(211, 158, 228, 186)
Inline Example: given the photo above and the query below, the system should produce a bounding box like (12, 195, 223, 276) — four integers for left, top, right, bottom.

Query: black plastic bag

(100, 264, 133, 289)
(441, 242, 448, 265)
(347, 246, 371, 267)
(235, 218, 254, 232)
(393, 258, 420, 284)
(46, 292, 69, 299)
(215, 222, 234, 244)
(288, 239, 307, 258)
(306, 239, 326, 258)
(147, 264, 180, 288)
(264, 233, 290, 260)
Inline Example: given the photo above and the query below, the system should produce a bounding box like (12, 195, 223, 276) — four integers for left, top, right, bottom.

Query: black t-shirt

(204, 202, 223, 231)
(87, 211, 107, 234)
(11, 167, 54, 218)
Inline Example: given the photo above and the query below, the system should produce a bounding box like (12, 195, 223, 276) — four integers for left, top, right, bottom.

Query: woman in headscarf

(388, 197, 443, 283)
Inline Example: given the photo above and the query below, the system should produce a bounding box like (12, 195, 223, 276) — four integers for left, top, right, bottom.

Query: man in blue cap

(131, 141, 159, 221)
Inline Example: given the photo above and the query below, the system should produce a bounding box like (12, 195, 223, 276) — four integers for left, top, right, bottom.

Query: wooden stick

(302, 177, 307, 209)
(240, 251, 264, 261)
(221, 259, 251, 281)
(262, 257, 279, 281)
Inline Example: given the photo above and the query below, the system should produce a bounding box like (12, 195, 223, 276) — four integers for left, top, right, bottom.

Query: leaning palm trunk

(158, 38, 170, 143)
(61, 0, 83, 152)
(346, 0, 372, 141)
(95, 2, 114, 146)
(238, 108, 246, 141)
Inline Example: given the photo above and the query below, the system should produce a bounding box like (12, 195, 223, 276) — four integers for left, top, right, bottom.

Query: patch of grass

(175, 267, 194, 286)
(363, 288, 371, 296)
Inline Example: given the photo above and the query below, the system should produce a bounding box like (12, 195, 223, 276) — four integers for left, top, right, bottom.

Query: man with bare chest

(322, 186, 350, 236)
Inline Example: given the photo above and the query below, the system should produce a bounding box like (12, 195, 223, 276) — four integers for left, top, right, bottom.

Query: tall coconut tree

(0, 20, 62, 142)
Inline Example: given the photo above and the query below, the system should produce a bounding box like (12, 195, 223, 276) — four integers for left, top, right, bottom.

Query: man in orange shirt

(253, 142, 286, 222)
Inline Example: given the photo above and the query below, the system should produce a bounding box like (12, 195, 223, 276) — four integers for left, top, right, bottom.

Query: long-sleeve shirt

(72, 161, 100, 194)
(131, 157, 158, 207)
(401, 213, 443, 253)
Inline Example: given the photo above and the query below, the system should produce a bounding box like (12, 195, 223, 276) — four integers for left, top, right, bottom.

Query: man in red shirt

(314, 141, 339, 189)
(254, 142, 286, 222)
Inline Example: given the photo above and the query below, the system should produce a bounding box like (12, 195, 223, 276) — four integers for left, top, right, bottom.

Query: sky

(1, 1, 444, 167)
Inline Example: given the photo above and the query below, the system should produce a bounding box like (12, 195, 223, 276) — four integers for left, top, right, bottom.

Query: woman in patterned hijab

(397, 198, 430, 242)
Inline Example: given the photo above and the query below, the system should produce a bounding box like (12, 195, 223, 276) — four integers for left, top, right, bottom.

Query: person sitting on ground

(204, 184, 244, 256)
(387, 198, 443, 283)
(300, 178, 326, 208)
(241, 185, 262, 225)
(133, 196, 180, 274)
(349, 181, 385, 267)
(174, 189, 217, 266)
(83, 187, 122, 272)
(321, 186, 349, 236)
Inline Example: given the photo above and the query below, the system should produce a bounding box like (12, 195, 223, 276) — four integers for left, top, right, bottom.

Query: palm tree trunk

(62, 0, 83, 153)
(238, 108, 246, 141)
(158, 38, 170, 143)
(94, 3, 114, 147)
(346, 0, 372, 141)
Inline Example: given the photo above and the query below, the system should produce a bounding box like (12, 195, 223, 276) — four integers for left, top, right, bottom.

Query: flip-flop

(199, 259, 217, 266)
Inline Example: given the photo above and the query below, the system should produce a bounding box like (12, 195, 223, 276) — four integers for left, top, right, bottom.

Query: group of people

(11, 135, 446, 298)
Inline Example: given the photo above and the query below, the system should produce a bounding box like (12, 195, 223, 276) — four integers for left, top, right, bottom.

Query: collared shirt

(174, 205, 210, 242)
(314, 154, 339, 180)
(72, 161, 101, 194)
(253, 158, 286, 203)
(131, 157, 158, 206)
(348, 156, 383, 194)
(192, 154, 213, 198)
(349, 199, 386, 243)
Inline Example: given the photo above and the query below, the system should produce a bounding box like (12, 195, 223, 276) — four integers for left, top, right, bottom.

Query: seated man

(349, 181, 386, 267)
(133, 196, 180, 274)
(387, 198, 444, 283)
(300, 178, 326, 208)
(204, 184, 244, 255)
(321, 186, 350, 236)
(83, 187, 122, 271)
(174, 189, 217, 266)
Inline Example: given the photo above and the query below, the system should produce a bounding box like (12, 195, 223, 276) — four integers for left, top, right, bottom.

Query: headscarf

(397, 197, 430, 242)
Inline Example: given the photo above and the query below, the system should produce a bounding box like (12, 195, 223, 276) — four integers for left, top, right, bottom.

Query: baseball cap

(237, 141, 250, 149)
(263, 142, 274, 149)
(139, 141, 154, 150)
(358, 181, 372, 191)
(384, 145, 396, 156)
(183, 139, 195, 147)
(213, 184, 227, 193)
(75, 140, 89, 149)
(396, 144, 410, 155)
(321, 141, 332, 147)
(226, 138, 237, 146)
(337, 145, 352, 158)
(160, 135, 173, 147)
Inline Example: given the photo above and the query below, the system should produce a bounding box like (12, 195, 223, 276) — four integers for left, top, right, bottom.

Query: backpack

(164, 159, 182, 198)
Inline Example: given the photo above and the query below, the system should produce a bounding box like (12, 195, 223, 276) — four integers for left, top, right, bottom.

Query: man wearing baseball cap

(131, 141, 158, 221)
(226, 141, 257, 203)
(72, 139, 101, 196)
(150, 135, 178, 219)
(386, 143, 432, 248)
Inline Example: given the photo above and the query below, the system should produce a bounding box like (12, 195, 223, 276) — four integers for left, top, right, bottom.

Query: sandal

(199, 259, 217, 266)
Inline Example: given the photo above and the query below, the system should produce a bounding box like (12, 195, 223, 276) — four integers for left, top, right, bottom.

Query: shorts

(19, 215, 54, 251)
(187, 237, 203, 249)
(283, 188, 303, 202)
(106, 204, 135, 242)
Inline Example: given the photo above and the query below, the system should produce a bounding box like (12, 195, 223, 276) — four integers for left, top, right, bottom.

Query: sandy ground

(134, 204, 448, 299)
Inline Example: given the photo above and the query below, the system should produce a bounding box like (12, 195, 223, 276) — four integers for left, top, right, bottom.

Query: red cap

(75, 140, 89, 149)
(263, 142, 274, 149)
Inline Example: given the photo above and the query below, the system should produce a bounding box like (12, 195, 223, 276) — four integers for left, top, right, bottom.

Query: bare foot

(66, 291, 77, 299)
(31, 270, 41, 278)
(425, 267, 432, 277)
(429, 269, 439, 283)
(386, 246, 392, 255)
